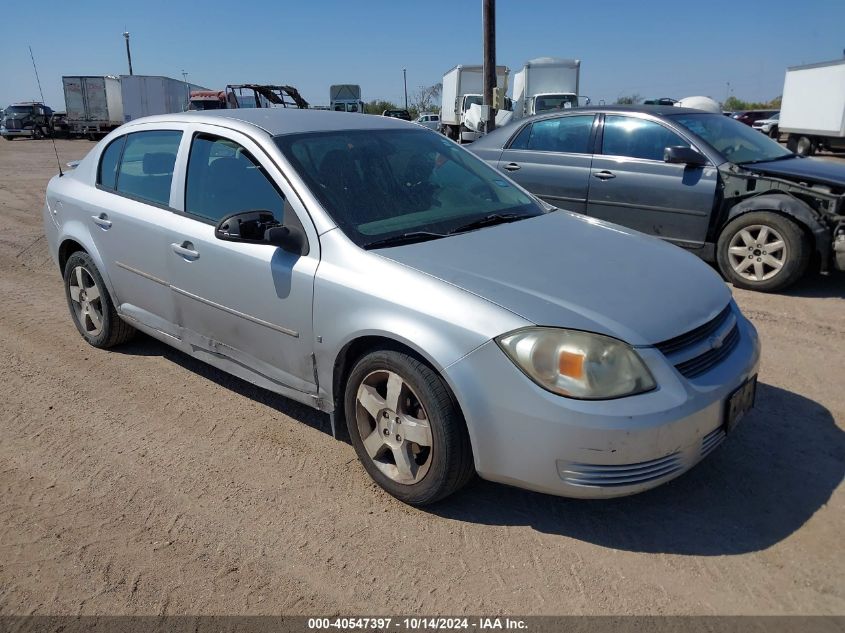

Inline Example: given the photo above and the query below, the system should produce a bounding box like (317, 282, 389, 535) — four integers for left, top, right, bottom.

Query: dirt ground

(0, 138, 843, 617)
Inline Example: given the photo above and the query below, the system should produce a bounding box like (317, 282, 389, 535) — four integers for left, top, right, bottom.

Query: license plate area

(725, 375, 757, 433)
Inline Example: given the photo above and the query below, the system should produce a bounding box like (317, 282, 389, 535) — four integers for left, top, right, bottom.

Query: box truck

(440, 64, 509, 142)
(512, 57, 581, 119)
(780, 58, 845, 156)
(330, 85, 364, 113)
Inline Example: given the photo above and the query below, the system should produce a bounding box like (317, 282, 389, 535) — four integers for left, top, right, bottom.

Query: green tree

(616, 93, 643, 105)
(364, 99, 400, 115)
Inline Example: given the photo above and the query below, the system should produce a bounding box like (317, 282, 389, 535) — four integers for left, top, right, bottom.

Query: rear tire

(63, 251, 136, 348)
(793, 135, 815, 156)
(717, 212, 810, 292)
(344, 349, 474, 505)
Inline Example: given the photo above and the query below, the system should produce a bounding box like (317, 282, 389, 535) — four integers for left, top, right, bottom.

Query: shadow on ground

(113, 336, 843, 557)
(113, 336, 334, 438)
(779, 271, 845, 299)
(431, 382, 844, 556)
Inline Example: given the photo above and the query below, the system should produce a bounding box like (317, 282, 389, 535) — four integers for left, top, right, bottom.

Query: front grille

(655, 304, 740, 378)
(4, 119, 21, 130)
(656, 305, 732, 355)
(557, 452, 683, 488)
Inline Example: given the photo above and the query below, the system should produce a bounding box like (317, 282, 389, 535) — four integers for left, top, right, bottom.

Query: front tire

(63, 251, 136, 348)
(344, 349, 474, 505)
(717, 212, 810, 292)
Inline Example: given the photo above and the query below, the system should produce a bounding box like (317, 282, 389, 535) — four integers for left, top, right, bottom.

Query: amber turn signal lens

(559, 351, 584, 379)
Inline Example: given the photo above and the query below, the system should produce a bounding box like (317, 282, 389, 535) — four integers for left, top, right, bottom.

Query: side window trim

(598, 114, 695, 163)
(510, 114, 597, 155)
(95, 128, 183, 209)
(96, 134, 127, 190)
(182, 130, 290, 227)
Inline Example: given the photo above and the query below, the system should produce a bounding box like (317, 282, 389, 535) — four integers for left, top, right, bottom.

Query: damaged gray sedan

(44, 108, 759, 505)
(470, 106, 845, 292)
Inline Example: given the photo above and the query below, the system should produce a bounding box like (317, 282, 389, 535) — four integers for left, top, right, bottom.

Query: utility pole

(403, 68, 408, 110)
(123, 32, 134, 76)
(482, 0, 496, 133)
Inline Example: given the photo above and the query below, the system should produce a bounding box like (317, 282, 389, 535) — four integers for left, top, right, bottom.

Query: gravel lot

(0, 138, 843, 616)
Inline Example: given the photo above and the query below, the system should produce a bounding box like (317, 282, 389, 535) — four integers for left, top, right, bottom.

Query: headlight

(496, 327, 656, 400)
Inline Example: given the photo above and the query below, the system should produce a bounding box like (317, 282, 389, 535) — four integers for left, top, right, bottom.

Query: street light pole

(123, 31, 134, 76)
(403, 68, 408, 110)
(182, 70, 189, 110)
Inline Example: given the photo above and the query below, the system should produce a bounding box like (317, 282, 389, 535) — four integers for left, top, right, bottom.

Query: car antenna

(29, 45, 63, 177)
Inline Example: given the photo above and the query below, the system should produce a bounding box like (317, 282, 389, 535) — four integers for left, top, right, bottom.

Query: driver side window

(185, 134, 286, 224)
(602, 116, 688, 161)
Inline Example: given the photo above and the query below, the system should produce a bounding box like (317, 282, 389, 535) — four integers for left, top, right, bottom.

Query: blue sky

(2, 0, 843, 110)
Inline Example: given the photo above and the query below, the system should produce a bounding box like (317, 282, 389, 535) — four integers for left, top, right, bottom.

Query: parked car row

(44, 107, 768, 506)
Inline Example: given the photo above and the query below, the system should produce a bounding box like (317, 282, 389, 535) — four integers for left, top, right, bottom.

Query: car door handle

(91, 213, 112, 229)
(593, 170, 616, 180)
(171, 241, 200, 260)
(503, 162, 521, 171)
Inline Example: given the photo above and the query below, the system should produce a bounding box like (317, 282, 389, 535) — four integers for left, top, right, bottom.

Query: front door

(495, 114, 595, 213)
(586, 114, 717, 248)
(166, 129, 319, 395)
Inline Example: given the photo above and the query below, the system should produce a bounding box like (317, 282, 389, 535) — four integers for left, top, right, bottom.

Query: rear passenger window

(602, 116, 688, 161)
(185, 134, 285, 224)
(115, 130, 182, 206)
(98, 136, 125, 190)
(525, 115, 594, 153)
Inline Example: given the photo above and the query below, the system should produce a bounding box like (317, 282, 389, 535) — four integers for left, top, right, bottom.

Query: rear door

(495, 114, 596, 213)
(85, 127, 184, 335)
(586, 114, 717, 248)
(83, 77, 108, 121)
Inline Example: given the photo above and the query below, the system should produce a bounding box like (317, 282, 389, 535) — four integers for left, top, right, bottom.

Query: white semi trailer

(512, 57, 581, 119)
(780, 58, 845, 156)
(330, 84, 364, 113)
(440, 64, 509, 142)
(62, 74, 205, 138)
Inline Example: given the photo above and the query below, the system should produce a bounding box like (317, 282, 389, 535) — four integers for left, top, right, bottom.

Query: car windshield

(276, 128, 543, 247)
(463, 95, 482, 111)
(669, 112, 792, 164)
(534, 95, 578, 112)
(4, 106, 33, 115)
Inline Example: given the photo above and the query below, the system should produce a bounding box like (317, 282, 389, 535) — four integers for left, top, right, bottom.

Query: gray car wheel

(63, 251, 136, 348)
(717, 212, 810, 292)
(344, 349, 474, 505)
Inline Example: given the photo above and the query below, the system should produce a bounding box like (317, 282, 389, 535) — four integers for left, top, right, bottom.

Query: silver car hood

(378, 211, 731, 346)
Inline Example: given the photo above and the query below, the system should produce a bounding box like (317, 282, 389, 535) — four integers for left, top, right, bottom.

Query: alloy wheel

(68, 265, 105, 336)
(355, 369, 434, 485)
(727, 224, 788, 282)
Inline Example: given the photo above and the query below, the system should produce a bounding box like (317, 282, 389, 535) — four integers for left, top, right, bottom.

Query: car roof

(126, 108, 415, 136)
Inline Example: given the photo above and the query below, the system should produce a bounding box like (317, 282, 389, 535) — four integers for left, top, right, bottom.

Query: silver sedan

(43, 108, 760, 505)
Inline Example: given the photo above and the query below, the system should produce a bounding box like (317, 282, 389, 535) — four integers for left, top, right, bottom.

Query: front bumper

(444, 314, 760, 498)
(1, 127, 34, 138)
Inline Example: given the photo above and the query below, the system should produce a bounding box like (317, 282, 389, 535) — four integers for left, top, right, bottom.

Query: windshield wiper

(738, 154, 796, 166)
(447, 212, 529, 235)
(363, 231, 447, 250)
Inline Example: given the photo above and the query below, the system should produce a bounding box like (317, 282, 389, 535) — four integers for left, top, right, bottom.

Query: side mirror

(215, 210, 308, 255)
(265, 225, 308, 255)
(664, 146, 707, 167)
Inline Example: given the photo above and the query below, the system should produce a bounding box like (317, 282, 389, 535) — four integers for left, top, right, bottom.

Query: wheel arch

(724, 193, 829, 264)
(329, 333, 462, 441)
(56, 226, 117, 297)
